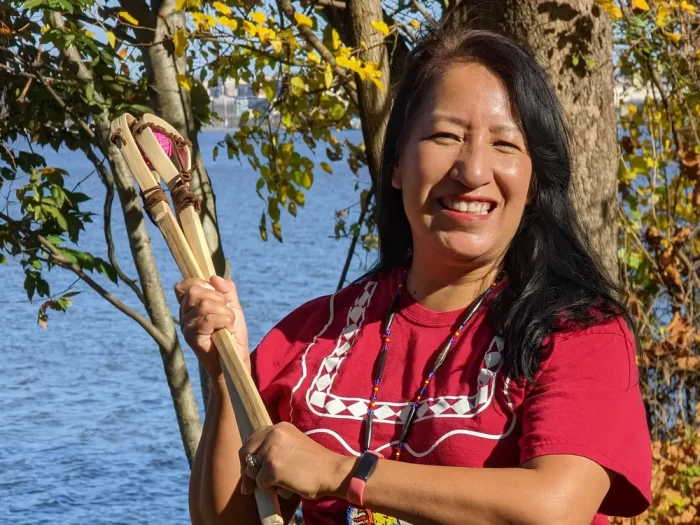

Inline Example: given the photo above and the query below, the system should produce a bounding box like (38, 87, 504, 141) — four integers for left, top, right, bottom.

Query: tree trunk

(347, 0, 392, 181)
(51, 12, 202, 467)
(455, 0, 619, 277)
(125, 0, 230, 407)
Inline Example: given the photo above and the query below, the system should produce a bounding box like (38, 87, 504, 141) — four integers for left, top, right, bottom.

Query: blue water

(1, 131, 370, 524)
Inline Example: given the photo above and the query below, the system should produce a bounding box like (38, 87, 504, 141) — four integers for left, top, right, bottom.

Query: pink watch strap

(347, 450, 381, 507)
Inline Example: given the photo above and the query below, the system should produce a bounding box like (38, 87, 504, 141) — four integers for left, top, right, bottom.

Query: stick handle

(112, 114, 285, 525)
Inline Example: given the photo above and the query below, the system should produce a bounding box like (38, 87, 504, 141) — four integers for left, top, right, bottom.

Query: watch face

(354, 451, 380, 482)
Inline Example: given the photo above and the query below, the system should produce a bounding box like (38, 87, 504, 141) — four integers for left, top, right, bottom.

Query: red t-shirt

(251, 267, 651, 524)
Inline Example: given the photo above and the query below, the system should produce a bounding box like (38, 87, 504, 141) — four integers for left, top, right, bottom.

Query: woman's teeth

(440, 198, 492, 215)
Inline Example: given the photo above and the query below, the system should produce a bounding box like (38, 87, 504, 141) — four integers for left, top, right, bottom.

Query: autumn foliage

(603, 0, 699, 522)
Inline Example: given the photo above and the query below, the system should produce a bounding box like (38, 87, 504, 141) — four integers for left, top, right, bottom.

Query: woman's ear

(392, 164, 402, 190)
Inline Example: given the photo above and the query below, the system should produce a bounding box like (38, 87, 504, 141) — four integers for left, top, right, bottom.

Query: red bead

(454, 331, 460, 337)
(423, 379, 430, 385)
(369, 401, 376, 408)
(373, 386, 379, 392)
(416, 395, 421, 401)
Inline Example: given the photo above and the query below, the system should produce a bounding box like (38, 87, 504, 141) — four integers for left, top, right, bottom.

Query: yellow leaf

(631, 0, 650, 10)
(663, 30, 683, 42)
(657, 4, 671, 26)
(106, 31, 116, 48)
(410, 19, 420, 30)
(118, 11, 139, 25)
(271, 39, 282, 53)
(258, 26, 275, 44)
(324, 63, 333, 89)
(286, 33, 299, 51)
(628, 104, 638, 115)
(680, 0, 696, 14)
(370, 76, 385, 92)
(176, 73, 191, 91)
(118, 47, 127, 59)
(173, 28, 188, 57)
(218, 16, 238, 30)
(84, 29, 95, 39)
(294, 12, 313, 27)
(212, 1, 231, 15)
(250, 11, 267, 25)
(598, 0, 622, 20)
(331, 28, 341, 50)
(371, 19, 390, 36)
(175, 0, 187, 10)
(242, 20, 257, 37)
(308, 50, 321, 64)
(290, 76, 306, 95)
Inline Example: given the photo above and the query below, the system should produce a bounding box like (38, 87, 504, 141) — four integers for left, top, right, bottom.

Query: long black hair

(363, 23, 633, 382)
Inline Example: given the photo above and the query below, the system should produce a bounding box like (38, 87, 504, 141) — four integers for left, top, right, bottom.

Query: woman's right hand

(175, 275, 250, 378)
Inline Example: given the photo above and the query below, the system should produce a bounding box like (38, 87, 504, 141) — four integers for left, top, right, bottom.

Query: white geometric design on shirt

(373, 404, 397, 421)
(309, 391, 327, 408)
(304, 279, 506, 428)
(324, 397, 347, 415)
(347, 400, 368, 417)
(430, 398, 451, 415)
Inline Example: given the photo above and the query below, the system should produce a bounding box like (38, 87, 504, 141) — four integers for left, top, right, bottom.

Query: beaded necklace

(362, 268, 505, 460)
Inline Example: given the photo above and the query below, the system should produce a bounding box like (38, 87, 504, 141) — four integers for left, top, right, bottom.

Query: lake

(1, 130, 371, 524)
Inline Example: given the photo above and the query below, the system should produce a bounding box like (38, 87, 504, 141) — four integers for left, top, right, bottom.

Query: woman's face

(393, 62, 532, 268)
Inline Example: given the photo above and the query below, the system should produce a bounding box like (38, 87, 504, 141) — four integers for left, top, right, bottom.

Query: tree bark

(124, 0, 230, 407)
(454, 0, 619, 277)
(51, 12, 202, 467)
(347, 0, 392, 182)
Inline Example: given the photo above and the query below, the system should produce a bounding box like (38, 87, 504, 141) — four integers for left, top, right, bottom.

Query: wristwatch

(346, 450, 381, 507)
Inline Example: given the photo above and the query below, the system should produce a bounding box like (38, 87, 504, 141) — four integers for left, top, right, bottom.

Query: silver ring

(245, 453, 262, 473)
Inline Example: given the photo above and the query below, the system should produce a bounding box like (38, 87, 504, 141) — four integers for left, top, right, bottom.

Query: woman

(177, 24, 652, 525)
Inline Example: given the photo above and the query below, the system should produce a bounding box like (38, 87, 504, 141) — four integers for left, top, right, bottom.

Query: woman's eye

(429, 132, 461, 143)
(494, 140, 519, 150)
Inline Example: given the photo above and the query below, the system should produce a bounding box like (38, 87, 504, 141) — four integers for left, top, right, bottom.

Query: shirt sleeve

(518, 316, 652, 517)
(250, 295, 330, 424)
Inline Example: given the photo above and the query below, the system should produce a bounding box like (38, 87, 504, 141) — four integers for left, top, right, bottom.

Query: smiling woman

(177, 22, 652, 525)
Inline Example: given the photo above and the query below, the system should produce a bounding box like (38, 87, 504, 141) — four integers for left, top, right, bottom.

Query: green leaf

(23, 0, 44, 9)
(24, 273, 36, 301)
(0, 254, 7, 265)
(96, 259, 118, 283)
(213, 145, 219, 161)
(320, 162, 333, 174)
(628, 253, 642, 270)
(268, 198, 281, 222)
(329, 102, 345, 121)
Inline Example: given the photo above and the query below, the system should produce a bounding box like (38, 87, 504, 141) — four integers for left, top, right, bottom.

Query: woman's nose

(449, 143, 493, 189)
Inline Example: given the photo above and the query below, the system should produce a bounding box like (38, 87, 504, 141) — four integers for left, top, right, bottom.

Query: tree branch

(0, 211, 171, 350)
(278, 0, 359, 107)
(315, 0, 346, 8)
(35, 233, 172, 349)
(337, 188, 373, 291)
(28, 63, 96, 141)
(411, 0, 434, 24)
(82, 146, 146, 304)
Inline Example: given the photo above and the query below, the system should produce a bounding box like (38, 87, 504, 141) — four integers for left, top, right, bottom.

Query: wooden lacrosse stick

(110, 113, 285, 525)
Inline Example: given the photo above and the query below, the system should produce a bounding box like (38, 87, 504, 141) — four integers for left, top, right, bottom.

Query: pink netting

(140, 130, 173, 169)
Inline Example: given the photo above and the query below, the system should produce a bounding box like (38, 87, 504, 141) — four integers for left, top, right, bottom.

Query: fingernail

(202, 283, 215, 291)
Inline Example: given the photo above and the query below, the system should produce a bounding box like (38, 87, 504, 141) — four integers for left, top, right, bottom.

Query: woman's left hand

(239, 422, 352, 500)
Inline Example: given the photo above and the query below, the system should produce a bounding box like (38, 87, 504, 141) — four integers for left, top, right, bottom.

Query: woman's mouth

(438, 197, 495, 215)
